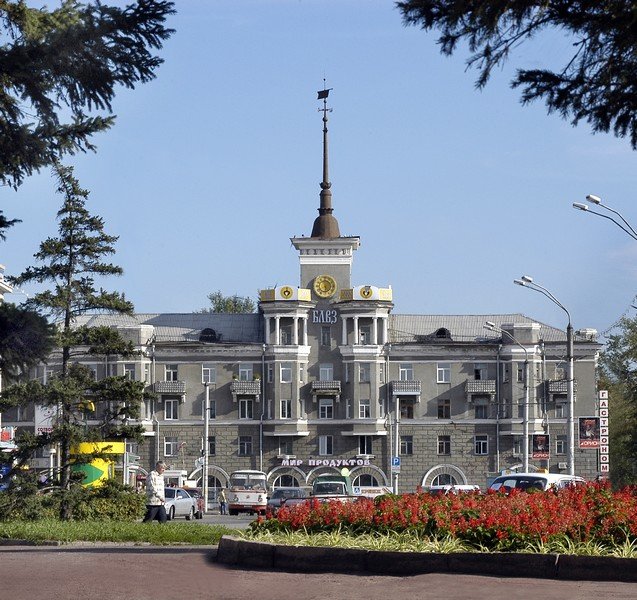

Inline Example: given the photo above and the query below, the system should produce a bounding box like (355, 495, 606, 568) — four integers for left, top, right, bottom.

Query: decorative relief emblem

(280, 286, 293, 299)
(360, 286, 373, 299)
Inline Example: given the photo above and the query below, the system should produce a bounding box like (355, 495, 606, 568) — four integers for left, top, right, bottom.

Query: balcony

(263, 421, 310, 437)
(547, 379, 578, 401)
(230, 380, 262, 402)
(391, 380, 421, 395)
(311, 380, 341, 402)
(154, 380, 186, 394)
(465, 379, 497, 403)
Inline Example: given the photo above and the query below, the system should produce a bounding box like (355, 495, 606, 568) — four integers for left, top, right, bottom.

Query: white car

(164, 487, 197, 520)
(488, 473, 586, 493)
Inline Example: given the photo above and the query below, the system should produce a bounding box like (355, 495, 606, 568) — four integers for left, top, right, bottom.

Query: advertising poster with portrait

(578, 416, 600, 448)
(532, 434, 550, 459)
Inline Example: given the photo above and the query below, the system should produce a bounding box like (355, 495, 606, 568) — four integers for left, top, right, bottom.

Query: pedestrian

(219, 487, 227, 515)
(142, 461, 167, 523)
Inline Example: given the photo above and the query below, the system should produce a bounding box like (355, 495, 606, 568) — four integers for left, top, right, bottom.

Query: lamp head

(573, 202, 588, 211)
(513, 279, 526, 287)
(484, 321, 496, 329)
(521, 275, 533, 283)
(586, 194, 601, 205)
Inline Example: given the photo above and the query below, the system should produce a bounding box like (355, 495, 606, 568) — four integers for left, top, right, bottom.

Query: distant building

(4, 99, 602, 493)
(0, 264, 12, 302)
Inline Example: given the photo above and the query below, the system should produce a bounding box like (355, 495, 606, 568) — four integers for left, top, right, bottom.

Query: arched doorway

(421, 464, 469, 488)
(353, 473, 379, 487)
(272, 474, 301, 488)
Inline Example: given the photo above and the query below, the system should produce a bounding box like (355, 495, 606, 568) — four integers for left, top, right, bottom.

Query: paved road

(1, 545, 636, 600)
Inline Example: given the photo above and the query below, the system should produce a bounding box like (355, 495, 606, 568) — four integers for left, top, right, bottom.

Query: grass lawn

(0, 520, 240, 545)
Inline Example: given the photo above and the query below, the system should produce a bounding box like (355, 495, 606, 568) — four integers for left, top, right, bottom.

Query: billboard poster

(579, 416, 600, 448)
(532, 434, 550, 459)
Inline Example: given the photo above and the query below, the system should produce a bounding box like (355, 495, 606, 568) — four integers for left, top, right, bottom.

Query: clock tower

(291, 87, 359, 300)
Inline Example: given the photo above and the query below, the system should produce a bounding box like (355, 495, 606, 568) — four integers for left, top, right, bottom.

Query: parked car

(183, 487, 205, 519)
(164, 487, 197, 520)
(267, 487, 309, 514)
(488, 473, 586, 493)
(427, 484, 480, 495)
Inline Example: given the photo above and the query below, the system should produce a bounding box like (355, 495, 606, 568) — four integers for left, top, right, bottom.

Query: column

(382, 317, 388, 345)
(353, 316, 359, 345)
(341, 316, 348, 345)
(303, 317, 308, 346)
(265, 316, 271, 345)
(293, 316, 299, 345)
(372, 317, 378, 345)
(275, 316, 281, 345)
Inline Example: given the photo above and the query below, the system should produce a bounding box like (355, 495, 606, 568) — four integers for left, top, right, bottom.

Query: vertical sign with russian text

(598, 391, 609, 474)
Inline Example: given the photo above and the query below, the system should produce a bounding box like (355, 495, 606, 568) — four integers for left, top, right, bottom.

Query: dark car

(267, 487, 309, 514)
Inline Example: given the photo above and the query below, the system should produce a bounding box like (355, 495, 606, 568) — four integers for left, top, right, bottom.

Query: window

(321, 326, 331, 347)
(359, 399, 371, 419)
(267, 364, 273, 383)
(438, 399, 450, 419)
(438, 435, 451, 455)
(239, 363, 253, 381)
(556, 435, 566, 455)
(279, 439, 293, 456)
(319, 398, 333, 419)
(555, 362, 567, 380)
(280, 362, 292, 383)
(516, 363, 524, 383)
(555, 396, 566, 418)
(437, 363, 451, 383)
(208, 399, 216, 419)
(513, 436, 522, 456)
(359, 325, 371, 345)
(359, 362, 370, 383)
(238, 436, 253, 456)
(124, 363, 136, 380)
(400, 402, 414, 419)
(319, 363, 333, 381)
(474, 398, 489, 419)
(359, 435, 373, 455)
(164, 396, 179, 420)
(399, 363, 413, 381)
(106, 363, 117, 377)
(164, 436, 178, 457)
(319, 435, 333, 455)
(202, 363, 216, 384)
(475, 435, 488, 455)
(165, 364, 178, 381)
(208, 436, 216, 455)
(474, 363, 488, 380)
(400, 435, 413, 455)
(280, 398, 292, 419)
(299, 364, 304, 383)
(280, 325, 292, 345)
(239, 398, 253, 419)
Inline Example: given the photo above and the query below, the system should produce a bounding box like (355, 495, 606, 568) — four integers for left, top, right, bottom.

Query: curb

(216, 536, 637, 582)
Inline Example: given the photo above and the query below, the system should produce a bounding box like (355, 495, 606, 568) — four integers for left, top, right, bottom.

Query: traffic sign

(391, 456, 401, 473)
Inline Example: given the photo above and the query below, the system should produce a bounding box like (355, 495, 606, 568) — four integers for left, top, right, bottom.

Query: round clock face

(313, 274, 337, 298)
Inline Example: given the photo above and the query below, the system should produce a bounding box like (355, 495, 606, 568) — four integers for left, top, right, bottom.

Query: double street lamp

(573, 195, 637, 241)
(485, 321, 530, 472)
(513, 276, 575, 476)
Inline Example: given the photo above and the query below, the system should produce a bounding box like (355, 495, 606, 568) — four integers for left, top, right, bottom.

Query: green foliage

(0, 302, 55, 383)
(598, 316, 637, 487)
(0, 479, 146, 522)
(0, 0, 175, 192)
(200, 290, 256, 314)
(397, 1, 637, 149)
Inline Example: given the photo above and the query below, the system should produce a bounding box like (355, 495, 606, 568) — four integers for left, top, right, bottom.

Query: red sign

(579, 417, 600, 449)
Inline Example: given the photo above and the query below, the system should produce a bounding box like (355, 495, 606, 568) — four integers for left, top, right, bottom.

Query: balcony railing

(547, 379, 578, 395)
(465, 379, 496, 403)
(230, 380, 262, 402)
(390, 380, 421, 395)
(311, 380, 341, 402)
(154, 380, 186, 394)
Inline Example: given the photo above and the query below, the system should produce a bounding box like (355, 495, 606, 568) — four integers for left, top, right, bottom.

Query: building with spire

(4, 91, 603, 496)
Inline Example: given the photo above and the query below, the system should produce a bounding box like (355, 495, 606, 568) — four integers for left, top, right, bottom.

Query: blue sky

(3, 0, 637, 340)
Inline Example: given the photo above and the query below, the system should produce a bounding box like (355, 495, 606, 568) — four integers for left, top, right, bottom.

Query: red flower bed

(256, 483, 637, 551)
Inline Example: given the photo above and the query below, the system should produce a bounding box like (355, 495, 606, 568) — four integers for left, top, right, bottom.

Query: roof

(72, 313, 263, 344)
(389, 313, 568, 344)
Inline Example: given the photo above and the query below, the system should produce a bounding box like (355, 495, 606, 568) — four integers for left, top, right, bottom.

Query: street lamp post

(514, 276, 575, 476)
(573, 195, 637, 241)
(203, 382, 210, 514)
(485, 322, 530, 472)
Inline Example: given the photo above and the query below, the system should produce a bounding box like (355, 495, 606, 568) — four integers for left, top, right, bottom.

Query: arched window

(353, 473, 379, 487)
(273, 474, 300, 488)
(432, 473, 457, 486)
(435, 327, 451, 339)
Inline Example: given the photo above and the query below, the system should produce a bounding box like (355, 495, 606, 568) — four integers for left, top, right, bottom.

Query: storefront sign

(312, 309, 338, 324)
(280, 457, 371, 467)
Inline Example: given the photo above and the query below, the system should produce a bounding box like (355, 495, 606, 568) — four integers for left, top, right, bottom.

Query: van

(488, 473, 586, 493)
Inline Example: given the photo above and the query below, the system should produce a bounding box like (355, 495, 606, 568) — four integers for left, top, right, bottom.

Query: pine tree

(397, 1, 637, 149)
(5, 163, 151, 518)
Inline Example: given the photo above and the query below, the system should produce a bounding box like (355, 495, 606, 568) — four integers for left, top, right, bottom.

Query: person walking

(143, 461, 167, 523)
(219, 487, 228, 515)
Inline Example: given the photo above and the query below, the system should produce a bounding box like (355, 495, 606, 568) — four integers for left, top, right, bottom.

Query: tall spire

(311, 82, 341, 239)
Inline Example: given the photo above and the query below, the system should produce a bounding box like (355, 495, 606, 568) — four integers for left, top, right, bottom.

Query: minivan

(488, 473, 586, 493)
